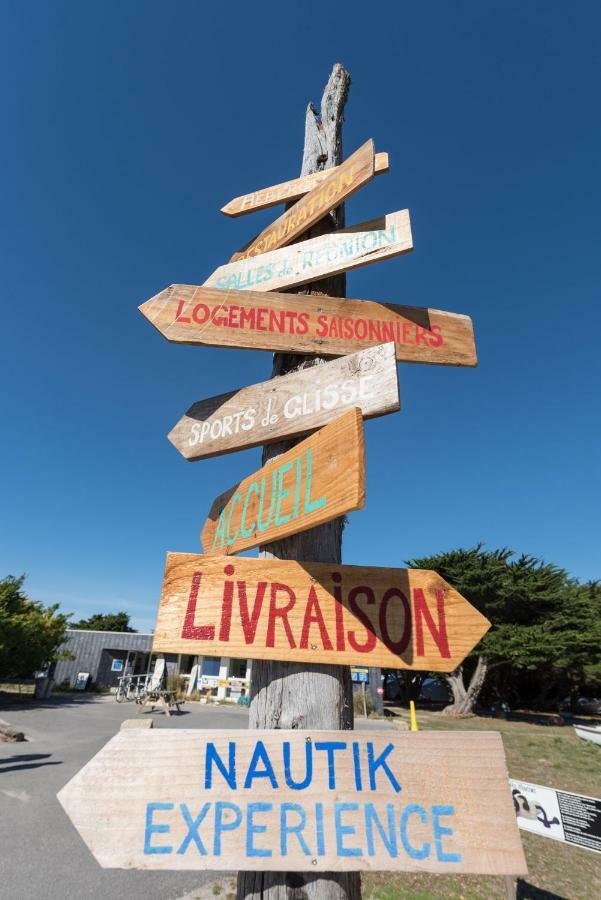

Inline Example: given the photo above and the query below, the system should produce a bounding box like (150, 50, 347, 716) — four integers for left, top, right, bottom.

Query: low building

(54, 629, 252, 700)
(54, 630, 154, 690)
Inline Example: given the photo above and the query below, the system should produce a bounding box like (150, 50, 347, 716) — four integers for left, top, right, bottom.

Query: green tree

(545, 579, 601, 710)
(70, 611, 136, 632)
(0, 575, 70, 678)
(406, 545, 575, 717)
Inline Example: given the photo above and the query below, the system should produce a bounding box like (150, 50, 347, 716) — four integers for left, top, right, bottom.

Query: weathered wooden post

(236, 62, 361, 900)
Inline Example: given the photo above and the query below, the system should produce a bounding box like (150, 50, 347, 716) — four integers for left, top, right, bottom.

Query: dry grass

(362, 710, 601, 899)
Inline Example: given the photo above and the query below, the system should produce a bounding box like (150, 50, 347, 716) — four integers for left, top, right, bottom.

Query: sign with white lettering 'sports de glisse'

(57, 729, 527, 873)
(152, 554, 491, 671)
(169, 342, 399, 461)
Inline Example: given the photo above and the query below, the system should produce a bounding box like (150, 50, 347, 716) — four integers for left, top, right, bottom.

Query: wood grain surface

(221, 152, 389, 217)
(204, 210, 412, 293)
(139, 285, 477, 367)
(57, 728, 527, 873)
(168, 343, 399, 461)
(152, 554, 491, 671)
(229, 140, 375, 261)
(201, 409, 365, 555)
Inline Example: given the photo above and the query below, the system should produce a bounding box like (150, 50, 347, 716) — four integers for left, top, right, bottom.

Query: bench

(137, 689, 184, 716)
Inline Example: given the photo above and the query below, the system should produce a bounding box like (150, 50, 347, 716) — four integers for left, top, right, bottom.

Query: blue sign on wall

(111, 659, 124, 672)
(351, 666, 369, 684)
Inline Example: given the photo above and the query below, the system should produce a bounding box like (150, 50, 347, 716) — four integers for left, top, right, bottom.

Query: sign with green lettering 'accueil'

(58, 729, 527, 874)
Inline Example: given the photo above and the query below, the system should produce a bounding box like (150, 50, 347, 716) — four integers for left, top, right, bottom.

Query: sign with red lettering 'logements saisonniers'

(229, 139, 375, 261)
(139, 285, 477, 367)
(169, 343, 399, 461)
(57, 729, 527, 873)
(201, 409, 365, 555)
(221, 151, 390, 217)
(152, 554, 491, 671)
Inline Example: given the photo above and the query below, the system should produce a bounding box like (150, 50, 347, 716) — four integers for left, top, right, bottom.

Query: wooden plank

(221, 152, 390, 217)
(204, 209, 412, 293)
(168, 343, 399, 462)
(152, 554, 491, 672)
(201, 409, 365, 555)
(139, 285, 477, 367)
(57, 728, 527, 873)
(229, 139, 375, 262)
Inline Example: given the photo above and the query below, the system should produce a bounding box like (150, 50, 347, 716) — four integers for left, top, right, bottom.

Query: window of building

(202, 657, 220, 677)
(230, 658, 247, 678)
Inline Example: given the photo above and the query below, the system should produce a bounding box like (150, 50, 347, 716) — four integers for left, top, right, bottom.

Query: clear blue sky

(1, 2, 599, 631)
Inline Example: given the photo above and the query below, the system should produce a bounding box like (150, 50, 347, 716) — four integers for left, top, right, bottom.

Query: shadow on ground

(0, 752, 62, 773)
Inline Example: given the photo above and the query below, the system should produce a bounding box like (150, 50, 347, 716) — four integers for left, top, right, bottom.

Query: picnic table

(136, 689, 184, 716)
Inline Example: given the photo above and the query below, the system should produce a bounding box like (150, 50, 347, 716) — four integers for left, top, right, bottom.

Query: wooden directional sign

(152, 554, 491, 671)
(230, 139, 375, 262)
(201, 409, 365, 555)
(139, 284, 477, 367)
(169, 343, 399, 461)
(58, 728, 527, 873)
(221, 152, 390, 217)
(204, 210, 412, 293)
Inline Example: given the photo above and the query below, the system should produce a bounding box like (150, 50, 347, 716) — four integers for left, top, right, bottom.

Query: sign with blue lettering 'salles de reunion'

(204, 209, 412, 292)
(201, 408, 365, 555)
(57, 729, 527, 873)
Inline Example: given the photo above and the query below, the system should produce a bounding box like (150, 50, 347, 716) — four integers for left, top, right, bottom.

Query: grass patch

(362, 711, 601, 900)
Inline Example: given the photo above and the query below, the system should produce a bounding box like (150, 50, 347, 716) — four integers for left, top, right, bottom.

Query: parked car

(559, 696, 601, 715)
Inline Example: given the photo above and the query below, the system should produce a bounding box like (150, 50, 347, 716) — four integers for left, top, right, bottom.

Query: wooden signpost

(168, 343, 399, 461)
(58, 63, 521, 900)
(58, 728, 527, 874)
(221, 152, 390, 217)
(201, 409, 365, 555)
(139, 284, 477, 367)
(204, 209, 413, 293)
(152, 553, 491, 671)
(229, 140, 375, 262)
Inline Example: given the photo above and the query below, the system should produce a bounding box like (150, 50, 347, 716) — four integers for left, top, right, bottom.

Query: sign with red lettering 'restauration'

(152, 554, 491, 671)
(169, 343, 399, 461)
(58, 729, 527, 873)
(139, 285, 477, 367)
(221, 151, 390, 217)
(230, 139, 375, 261)
(201, 409, 365, 555)
(204, 210, 412, 293)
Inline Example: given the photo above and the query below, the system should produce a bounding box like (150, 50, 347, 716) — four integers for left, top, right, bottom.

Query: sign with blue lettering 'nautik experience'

(58, 729, 527, 874)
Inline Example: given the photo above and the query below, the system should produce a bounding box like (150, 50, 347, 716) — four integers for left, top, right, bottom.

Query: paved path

(0, 694, 395, 899)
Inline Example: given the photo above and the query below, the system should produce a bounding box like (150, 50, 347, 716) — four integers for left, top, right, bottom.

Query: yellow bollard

(409, 700, 419, 731)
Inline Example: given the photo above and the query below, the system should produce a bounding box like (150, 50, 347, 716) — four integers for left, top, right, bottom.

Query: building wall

(54, 630, 153, 688)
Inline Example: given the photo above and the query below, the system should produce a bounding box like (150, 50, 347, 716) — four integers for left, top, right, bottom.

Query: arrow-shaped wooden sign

(139, 285, 477, 367)
(204, 209, 412, 293)
(152, 553, 491, 671)
(58, 729, 526, 873)
(168, 343, 399, 461)
(230, 139, 375, 262)
(221, 152, 390, 217)
(201, 409, 365, 555)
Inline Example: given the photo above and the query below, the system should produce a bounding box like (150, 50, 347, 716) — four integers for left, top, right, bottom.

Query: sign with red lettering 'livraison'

(169, 343, 399, 461)
(201, 409, 365, 555)
(139, 285, 477, 367)
(152, 554, 491, 671)
(58, 729, 527, 873)
(229, 139, 375, 261)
